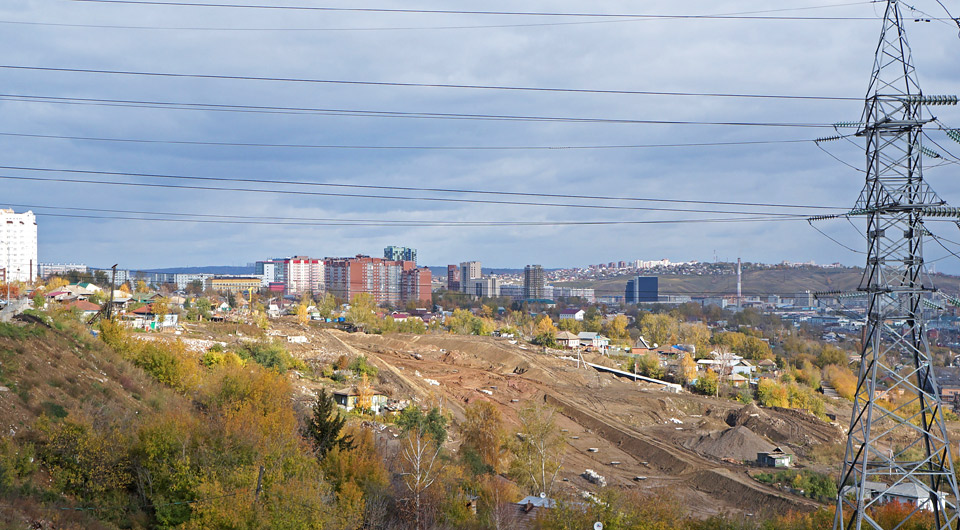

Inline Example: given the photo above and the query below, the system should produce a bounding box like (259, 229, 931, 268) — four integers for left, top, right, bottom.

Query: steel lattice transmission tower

(833, 1, 960, 529)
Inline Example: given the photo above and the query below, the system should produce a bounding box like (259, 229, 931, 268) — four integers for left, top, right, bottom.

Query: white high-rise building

(0, 209, 38, 283)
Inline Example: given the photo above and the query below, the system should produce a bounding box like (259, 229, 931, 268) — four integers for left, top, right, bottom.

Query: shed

(757, 446, 792, 468)
(332, 389, 389, 413)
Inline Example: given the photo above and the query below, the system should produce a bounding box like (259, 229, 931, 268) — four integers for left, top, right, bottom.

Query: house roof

(131, 304, 154, 315)
(517, 495, 556, 509)
(559, 308, 583, 315)
(728, 373, 749, 381)
(555, 331, 579, 340)
(64, 300, 101, 311)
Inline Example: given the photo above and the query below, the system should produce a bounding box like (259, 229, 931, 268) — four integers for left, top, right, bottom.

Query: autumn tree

(603, 314, 630, 345)
(398, 426, 444, 530)
(694, 369, 719, 397)
(460, 401, 507, 474)
(679, 354, 698, 385)
(556, 317, 582, 334)
(296, 300, 309, 326)
(678, 321, 711, 356)
(510, 403, 564, 497)
(347, 292, 376, 329)
(152, 297, 170, 329)
(355, 373, 373, 413)
(446, 308, 476, 335)
(317, 292, 338, 318)
(533, 316, 559, 347)
(639, 313, 678, 347)
(306, 388, 354, 460)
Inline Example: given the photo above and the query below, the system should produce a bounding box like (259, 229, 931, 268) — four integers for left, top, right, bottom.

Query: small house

(63, 300, 101, 318)
(757, 447, 792, 468)
(516, 495, 556, 528)
(578, 332, 610, 352)
(757, 359, 778, 372)
(727, 373, 749, 388)
(555, 331, 580, 349)
(843, 481, 947, 512)
(332, 389, 389, 413)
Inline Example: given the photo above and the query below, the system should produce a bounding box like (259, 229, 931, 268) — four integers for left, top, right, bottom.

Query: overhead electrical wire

(0, 65, 861, 104)
(1, 202, 808, 226)
(68, 0, 884, 19)
(26, 211, 806, 227)
(0, 172, 826, 216)
(0, 164, 845, 210)
(0, 129, 819, 151)
(8, 1, 887, 31)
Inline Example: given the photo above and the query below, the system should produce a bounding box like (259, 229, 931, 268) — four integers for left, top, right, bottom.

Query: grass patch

(40, 402, 68, 419)
(0, 323, 44, 340)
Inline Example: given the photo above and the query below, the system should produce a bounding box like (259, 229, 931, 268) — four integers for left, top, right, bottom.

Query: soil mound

(683, 425, 774, 462)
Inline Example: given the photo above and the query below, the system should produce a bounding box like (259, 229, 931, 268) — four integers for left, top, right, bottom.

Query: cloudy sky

(2, 0, 960, 270)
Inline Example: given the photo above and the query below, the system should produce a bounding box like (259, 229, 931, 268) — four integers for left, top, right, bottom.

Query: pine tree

(307, 388, 354, 460)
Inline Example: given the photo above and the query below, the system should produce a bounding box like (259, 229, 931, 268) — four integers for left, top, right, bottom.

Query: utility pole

(108, 264, 117, 320)
(823, 1, 960, 528)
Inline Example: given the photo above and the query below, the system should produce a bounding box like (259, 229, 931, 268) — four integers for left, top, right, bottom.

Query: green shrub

(754, 469, 837, 501)
(348, 355, 378, 378)
(239, 341, 300, 371)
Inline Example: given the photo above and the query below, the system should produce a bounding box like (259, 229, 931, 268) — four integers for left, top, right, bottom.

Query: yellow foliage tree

(296, 301, 309, 326)
(679, 354, 698, 384)
(356, 373, 373, 413)
(639, 313, 678, 347)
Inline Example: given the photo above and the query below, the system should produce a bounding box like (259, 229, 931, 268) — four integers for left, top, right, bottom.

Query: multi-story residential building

(523, 264, 545, 299)
(256, 256, 324, 294)
(446, 264, 460, 291)
(284, 256, 325, 295)
(464, 276, 500, 298)
(625, 276, 659, 304)
(0, 209, 38, 283)
(38, 263, 87, 279)
(325, 255, 430, 306)
(555, 287, 596, 302)
(205, 276, 263, 294)
(255, 260, 282, 286)
(172, 273, 214, 290)
(459, 261, 482, 293)
(401, 267, 432, 305)
(384, 246, 417, 263)
(499, 284, 523, 298)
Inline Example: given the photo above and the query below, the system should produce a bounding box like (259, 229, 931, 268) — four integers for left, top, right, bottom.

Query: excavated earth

(214, 322, 849, 518)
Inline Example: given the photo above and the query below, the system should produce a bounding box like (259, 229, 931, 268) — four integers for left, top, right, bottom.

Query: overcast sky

(2, 0, 960, 270)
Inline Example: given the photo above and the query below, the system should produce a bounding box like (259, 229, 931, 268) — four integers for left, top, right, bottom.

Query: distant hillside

(556, 267, 960, 298)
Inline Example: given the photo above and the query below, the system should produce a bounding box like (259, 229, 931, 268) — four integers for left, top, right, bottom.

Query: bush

(754, 469, 837, 501)
(694, 370, 718, 396)
(238, 341, 302, 372)
(348, 355, 378, 378)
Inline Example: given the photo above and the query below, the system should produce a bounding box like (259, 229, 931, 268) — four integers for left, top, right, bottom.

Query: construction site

(204, 317, 851, 519)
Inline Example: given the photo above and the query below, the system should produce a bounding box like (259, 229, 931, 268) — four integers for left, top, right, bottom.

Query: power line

(4, 202, 809, 226)
(0, 165, 845, 210)
(9, 2, 888, 32)
(0, 129, 818, 151)
(68, 0, 883, 19)
(0, 93, 858, 124)
(0, 172, 823, 215)
(28, 211, 805, 226)
(0, 66, 860, 105)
